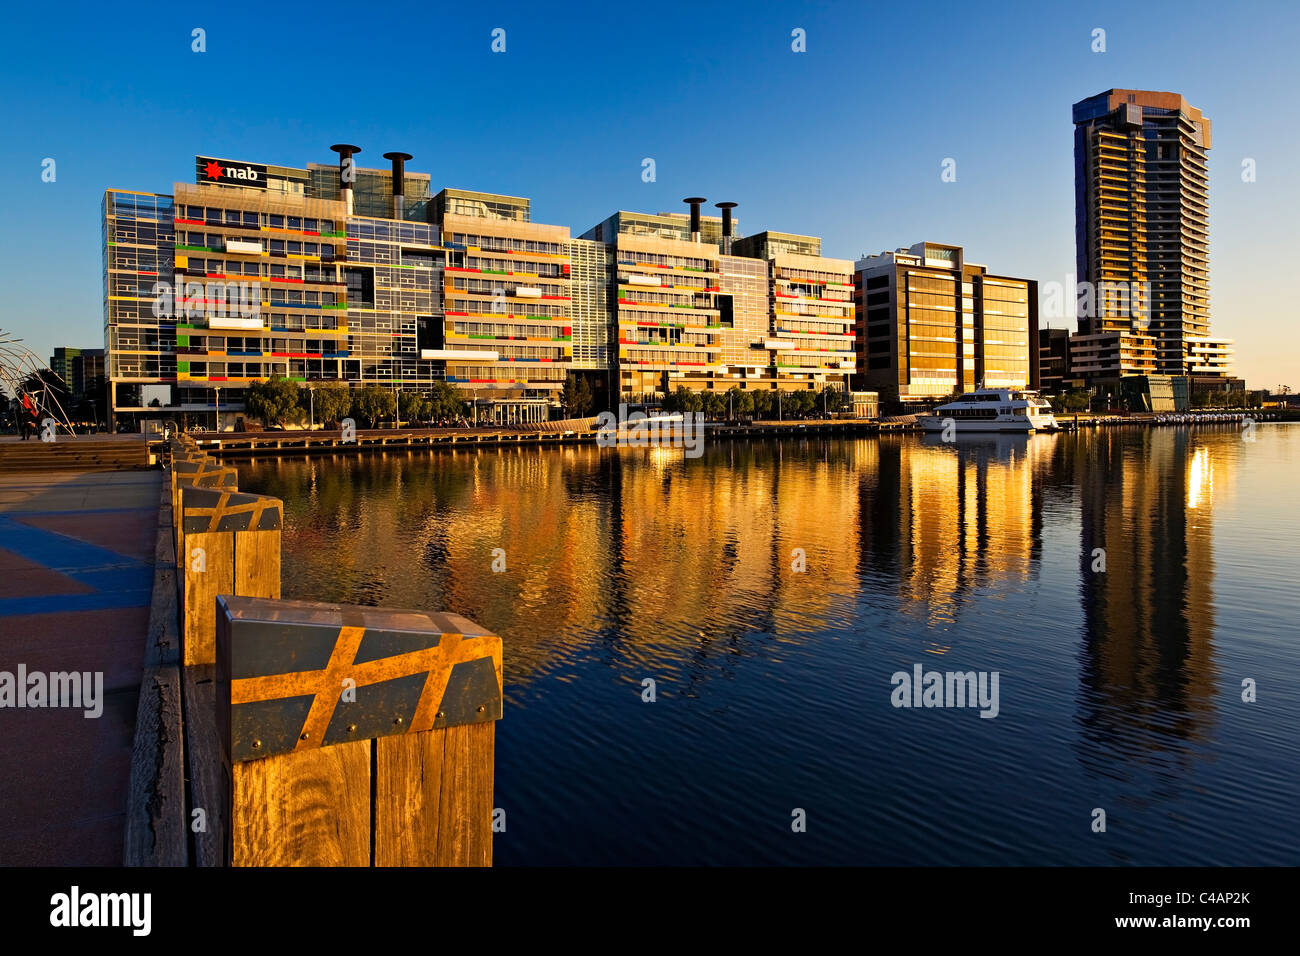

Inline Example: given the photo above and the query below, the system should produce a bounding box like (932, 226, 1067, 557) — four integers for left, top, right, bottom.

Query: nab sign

(195, 156, 269, 189)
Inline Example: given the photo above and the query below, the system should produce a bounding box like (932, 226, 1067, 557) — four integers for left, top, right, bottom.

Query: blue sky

(1, 0, 1296, 388)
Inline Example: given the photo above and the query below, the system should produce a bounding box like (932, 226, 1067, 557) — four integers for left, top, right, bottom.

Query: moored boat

(919, 387, 1060, 433)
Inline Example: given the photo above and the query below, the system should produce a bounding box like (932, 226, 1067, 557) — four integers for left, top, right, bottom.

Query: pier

(165, 409, 1294, 460)
(178, 418, 916, 459)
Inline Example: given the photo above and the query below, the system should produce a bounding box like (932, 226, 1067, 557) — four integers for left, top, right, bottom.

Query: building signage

(195, 155, 269, 189)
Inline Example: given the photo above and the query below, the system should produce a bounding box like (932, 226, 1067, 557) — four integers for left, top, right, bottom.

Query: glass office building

(105, 156, 864, 422)
(103, 151, 569, 427)
(581, 210, 857, 402)
(854, 242, 1038, 407)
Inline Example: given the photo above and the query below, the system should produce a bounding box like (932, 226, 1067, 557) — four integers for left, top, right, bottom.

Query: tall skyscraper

(1070, 89, 1232, 382)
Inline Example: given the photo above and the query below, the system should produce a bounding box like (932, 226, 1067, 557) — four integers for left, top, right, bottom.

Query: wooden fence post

(215, 596, 502, 867)
(178, 486, 281, 667)
(171, 458, 238, 560)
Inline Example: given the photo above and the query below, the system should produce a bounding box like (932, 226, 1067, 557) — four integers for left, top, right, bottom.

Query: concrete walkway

(0, 470, 160, 865)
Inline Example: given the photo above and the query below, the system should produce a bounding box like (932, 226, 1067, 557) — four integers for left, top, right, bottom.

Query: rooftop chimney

(330, 144, 361, 217)
(683, 197, 706, 241)
(715, 201, 737, 253)
(383, 151, 413, 220)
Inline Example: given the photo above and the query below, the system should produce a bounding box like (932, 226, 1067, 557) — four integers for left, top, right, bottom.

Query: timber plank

(183, 664, 225, 867)
(230, 741, 371, 866)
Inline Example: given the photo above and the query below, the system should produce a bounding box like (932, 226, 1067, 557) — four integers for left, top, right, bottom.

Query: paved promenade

(0, 470, 159, 865)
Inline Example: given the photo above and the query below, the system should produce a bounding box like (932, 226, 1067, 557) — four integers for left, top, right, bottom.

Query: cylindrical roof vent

(383, 151, 413, 220)
(330, 144, 361, 216)
(683, 197, 706, 240)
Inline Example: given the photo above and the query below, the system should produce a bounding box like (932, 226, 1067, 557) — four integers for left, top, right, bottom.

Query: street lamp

(307, 384, 315, 431)
(213, 386, 221, 432)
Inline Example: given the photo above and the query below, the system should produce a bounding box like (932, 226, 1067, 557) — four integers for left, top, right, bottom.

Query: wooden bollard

(215, 596, 502, 867)
(171, 460, 238, 574)
(179, 486, 281, 667)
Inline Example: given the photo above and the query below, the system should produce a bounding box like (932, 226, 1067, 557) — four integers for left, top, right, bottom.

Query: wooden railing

(126, 433, 501, 866)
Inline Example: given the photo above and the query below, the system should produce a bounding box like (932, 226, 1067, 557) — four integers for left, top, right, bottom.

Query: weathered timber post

(179, 486, 281, 667)
(215, 595, 502, 866)
(171, 457, 237, 559)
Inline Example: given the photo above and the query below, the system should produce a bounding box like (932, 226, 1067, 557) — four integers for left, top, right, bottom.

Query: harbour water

(236, 424, 1300, 865)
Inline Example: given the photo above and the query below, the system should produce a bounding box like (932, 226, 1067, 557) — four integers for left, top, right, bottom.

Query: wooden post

(171, 458, 237, 559)
(179, 486, 281, 668)
(215, 596, 502, 867)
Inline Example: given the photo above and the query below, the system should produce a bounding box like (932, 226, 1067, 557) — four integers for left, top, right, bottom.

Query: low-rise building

(854, 242, 1038, 409)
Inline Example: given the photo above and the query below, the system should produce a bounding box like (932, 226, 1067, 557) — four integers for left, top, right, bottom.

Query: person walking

(19, 392, 37, 439)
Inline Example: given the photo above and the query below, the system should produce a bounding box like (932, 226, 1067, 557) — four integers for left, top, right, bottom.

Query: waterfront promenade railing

(126, 433, 501, 866)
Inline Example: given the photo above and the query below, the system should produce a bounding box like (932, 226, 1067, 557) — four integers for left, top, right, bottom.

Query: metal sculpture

(0, 330, 75, 436)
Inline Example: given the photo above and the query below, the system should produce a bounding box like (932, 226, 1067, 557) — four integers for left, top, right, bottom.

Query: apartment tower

(1071, 89, 1231, 381)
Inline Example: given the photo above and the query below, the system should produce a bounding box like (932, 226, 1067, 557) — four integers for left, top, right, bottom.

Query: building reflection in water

(1072, 427, 1227, 785)
(236, 428, 1227, 768)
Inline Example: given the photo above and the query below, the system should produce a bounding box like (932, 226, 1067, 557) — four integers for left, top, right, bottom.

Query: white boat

(919, 387, 1059, 433)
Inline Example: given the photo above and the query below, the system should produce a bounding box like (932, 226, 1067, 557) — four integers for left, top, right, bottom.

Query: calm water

(236, 425, 1300, 865)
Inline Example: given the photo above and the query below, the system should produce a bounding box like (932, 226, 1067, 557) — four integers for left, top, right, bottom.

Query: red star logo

(204, 160, 224, 180)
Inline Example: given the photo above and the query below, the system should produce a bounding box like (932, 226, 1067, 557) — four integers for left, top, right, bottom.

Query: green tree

(818, 385, 847, 417)
(353, 384, 396, 427)
(308, 384, 352, 427)
(751, 389, 773, 420)
(245, 376, 301, 426)
(560, 373, 595, 417)
(427, 381, 469, 421)
(400, 391, 432, 423)
(725, 386, 754, 420)
(676, 387, 703, 414)
(701, 391, 726, 421)
(1063, 389, 1091, 413)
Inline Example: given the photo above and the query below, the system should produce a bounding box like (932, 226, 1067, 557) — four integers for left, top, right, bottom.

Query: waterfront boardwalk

(0, 469, 160, 865)
(190, 417, 916, 457)
(186, 411, 1291, 459)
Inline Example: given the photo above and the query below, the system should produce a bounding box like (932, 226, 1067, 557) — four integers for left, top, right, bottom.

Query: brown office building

(854, 242, 1038, 407)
